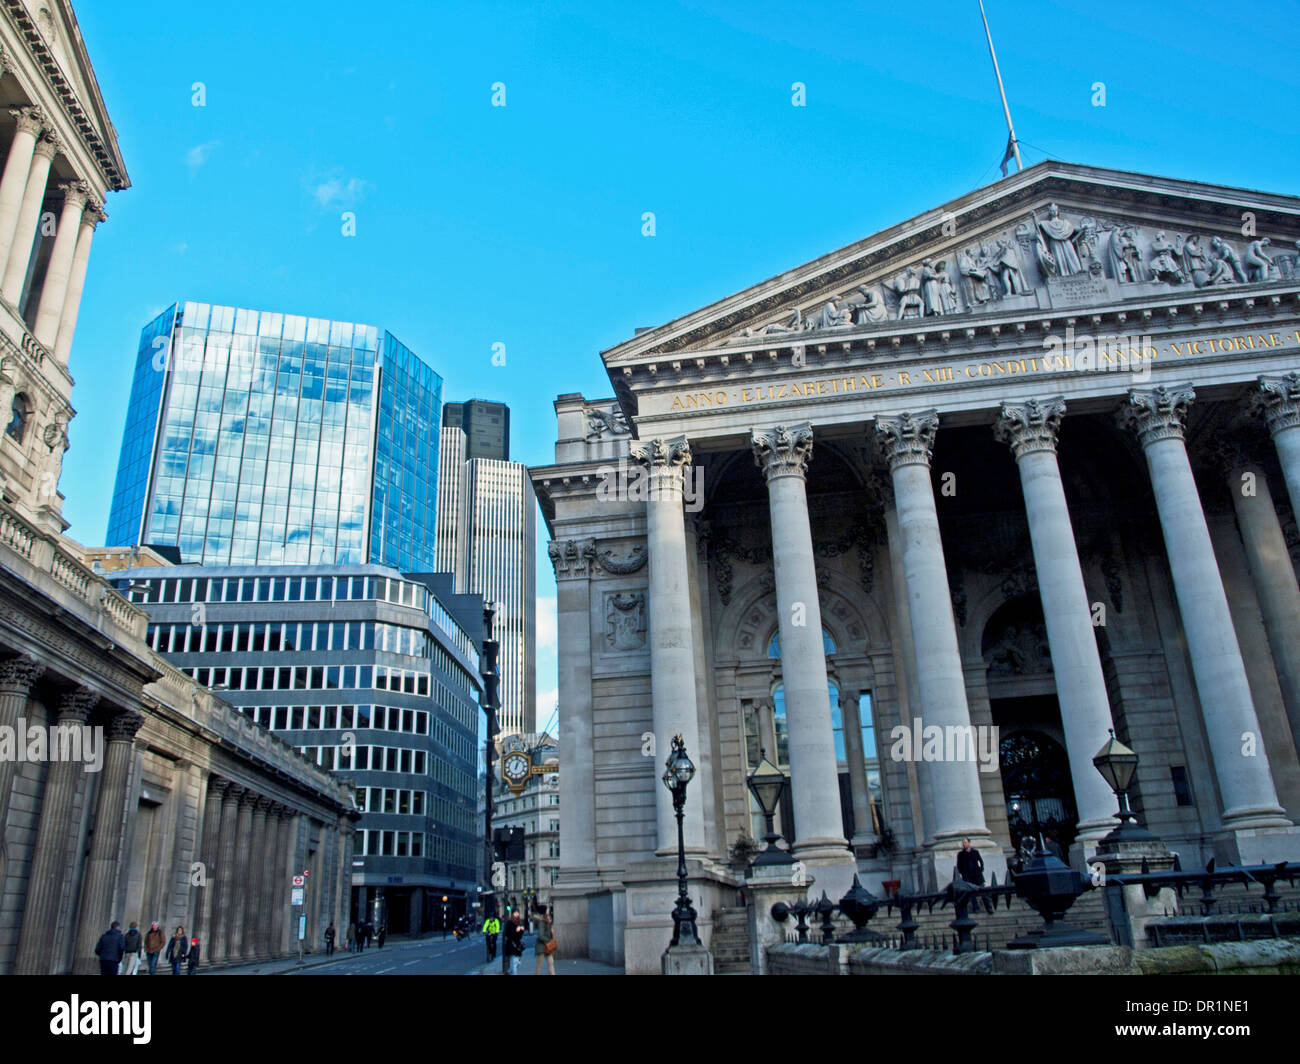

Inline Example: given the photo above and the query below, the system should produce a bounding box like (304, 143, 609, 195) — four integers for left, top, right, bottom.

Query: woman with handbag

(533, 903, 556, 975)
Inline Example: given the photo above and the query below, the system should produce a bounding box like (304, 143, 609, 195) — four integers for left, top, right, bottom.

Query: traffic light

(442, 895, 449, 903)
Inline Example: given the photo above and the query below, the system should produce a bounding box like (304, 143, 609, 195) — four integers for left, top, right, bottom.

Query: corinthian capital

(0, 655, 45, 693)
(1117, 384, 1195, 447)
(33, 132, 60, 160)
(10, 105, 47, 137)
(1255, 373, 1300, 435)
(629, 435, 692, 471)
(59, 181, 90, 211)
(751, 422, 813, 480)
(875, 410, 939, 470)
(106, 709, 145, 742)
(993, 396, 1066, 459)
(56, 686, 99, 724)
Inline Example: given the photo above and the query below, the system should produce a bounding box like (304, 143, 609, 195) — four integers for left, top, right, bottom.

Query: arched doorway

(999, 730, 1077, 856)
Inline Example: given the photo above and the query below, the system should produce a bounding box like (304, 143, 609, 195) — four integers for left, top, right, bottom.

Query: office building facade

(443, 398, 509, 461)
(106, 302, 442, 572)
(113, 563, 485, 934)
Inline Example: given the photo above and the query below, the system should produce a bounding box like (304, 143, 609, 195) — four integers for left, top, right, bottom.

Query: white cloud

(535, 594, 557, 653)
(185, 141, 219, 176)
(306, 172, 368, 210)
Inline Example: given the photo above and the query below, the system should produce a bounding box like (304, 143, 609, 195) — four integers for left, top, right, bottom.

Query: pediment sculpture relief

(729, 203, 1299, 342)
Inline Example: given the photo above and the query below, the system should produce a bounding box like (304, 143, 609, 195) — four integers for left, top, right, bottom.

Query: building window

(5, 393, 32, 443)
(1171, 765, 1194, 807)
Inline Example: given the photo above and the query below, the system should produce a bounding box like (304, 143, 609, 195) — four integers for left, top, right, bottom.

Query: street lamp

(661, 735, 700, 946)
(1092, 729, 1154, 842)
(746, 750, 794, 865)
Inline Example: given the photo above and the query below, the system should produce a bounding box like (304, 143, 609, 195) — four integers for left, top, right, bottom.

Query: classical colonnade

(0, 654, 356, 973)
(0, 104, 102, 359)
(624, 375, 1300, 867)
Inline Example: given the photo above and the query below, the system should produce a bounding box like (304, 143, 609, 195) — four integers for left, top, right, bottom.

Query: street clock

(503, 752, 531, 791)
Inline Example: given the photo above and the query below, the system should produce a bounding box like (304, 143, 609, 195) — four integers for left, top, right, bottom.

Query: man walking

(94, 921, 125, 976)
(120, 922, 142, 976)
(144, 922, 164, 975)
(324, 923, 336, 956)
(956, 837, 994, 913)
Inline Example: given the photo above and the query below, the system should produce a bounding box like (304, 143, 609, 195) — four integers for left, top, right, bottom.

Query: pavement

(473, 956, 625, 975)
(201, 932, 486, 975)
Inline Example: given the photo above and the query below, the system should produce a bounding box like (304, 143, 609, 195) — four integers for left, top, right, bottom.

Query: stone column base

(1215, 823, 1300, 865)
(662, 942, 714, 975)
(745, 863, 803, 975)
(622, 856, 737, 976)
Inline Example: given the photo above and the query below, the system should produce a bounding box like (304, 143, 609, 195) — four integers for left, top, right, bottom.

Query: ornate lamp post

(746, 750, 794, 865)
(662, 735, 701, 946)
(1092, 729, 1155, 843)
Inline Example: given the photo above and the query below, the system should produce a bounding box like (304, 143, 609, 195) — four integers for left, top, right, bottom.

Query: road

(290, 933, 529, 976)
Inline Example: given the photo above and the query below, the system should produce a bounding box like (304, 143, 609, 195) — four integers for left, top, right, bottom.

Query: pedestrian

(482, 913, 500, 960)
(324, 923, 335, 956)
(376, 923, 386, 949)
(355, 921, 366, 952)
(533, 903, 556, 976)
(363, 921, 373, 950)
(165, 926, 188, 976)
(186, 937, 201, 975)
(121, 921, 142, 976)
(345, 922, 354, 953)
(94, 921, 125, 976)
(956, 837, 994, 913)
(144, 922, 164, 975)
(503, 910, 525, 976)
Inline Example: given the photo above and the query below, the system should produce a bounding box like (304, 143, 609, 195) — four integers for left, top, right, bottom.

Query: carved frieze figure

(1245, 238, 1276, 282)
(1181, 234, 1212, 287)
(606, 592, 646, 651)
(586, 404, 629, 439)
(1107, 226, 1143, 283)
(1147, 231, 1187, 285)
(1076, 217, 1102, 273)
(919, 259, 949, 316)
(744, 306, 803, 337)
(884, 266, 925, 319)
(958, 248, 991, 305)
(1033, 203, 1084, 277)
(1209, 236, 1247, 283)
(988, 237, 1025, 295)
(805, 297, 853, 330)
(35, 412, 68, 505)
(849, 285, 887, 324)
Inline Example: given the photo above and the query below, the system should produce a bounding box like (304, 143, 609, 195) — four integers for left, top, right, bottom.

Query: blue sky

(61, 0, 1300, 727)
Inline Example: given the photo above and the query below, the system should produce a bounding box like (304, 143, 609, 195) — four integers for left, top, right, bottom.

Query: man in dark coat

(956, 838, 994, 913)
(186, 937, 201, 975)
(94, 921, 125, 975)
(121, 922, 143, 976)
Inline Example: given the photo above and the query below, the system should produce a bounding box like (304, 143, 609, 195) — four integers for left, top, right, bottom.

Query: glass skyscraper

(107, 301, 441, 571)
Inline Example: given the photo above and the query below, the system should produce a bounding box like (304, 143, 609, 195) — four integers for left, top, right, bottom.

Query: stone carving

(993, 396, 1066, 459)
(848, 285, 888, 323)
(1209, 237, 1247, 284)
(597, 545, 647, 575)
(987, 237, 1026, 295)
(605, 592, 646, 651)
(586, 405, 629, 439)
(107, 710, 146, 742)
(1117, 384, 1195, 446)
(548, 538, 597, 578)
(752, 422, 814, 480)
(1255, 373, 1300, 434)
(1245, 238, 1277, 282)
(875, 410, 939, 469)
(807, 298, 853, 330)
(883, 266, 925, 320)
(813, 518, 875, 594)
(0, 656, 44, 692)
(1032, 203, 1085, 277)
(1147, 231, 1187, 285)
(1107, 226, 1144, 283)
(1100, 553, 1123, 614)
(958, 248, 994, 306)
(630, 434, 691, 471)
(1181, 234, 1212, 286)
(919, 259, 954, 316)
(986, 619, 1053, 676)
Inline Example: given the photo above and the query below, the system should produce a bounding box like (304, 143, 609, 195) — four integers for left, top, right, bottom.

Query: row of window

(301, 744, 429, 774)
(150, 620, 435, 659)
(355, 829, 474, 869)
(121, 573, 478, 668)
(186, 663, 433, 695)
(354, 787, 426, 816)
(239, 703, 431, 736)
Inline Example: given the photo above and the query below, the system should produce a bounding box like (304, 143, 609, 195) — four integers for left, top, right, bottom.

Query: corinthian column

(629, 435, 705, 855)
(1, 133, 56, 306)
(225, 789, 258, 963)
(53, 200, 103, 363)
(1118, 386, 1291, 838)
(0, 656, 44, 832)
(751, 422, 853, 886)
(246, 796, 273, 960)
(33, 182, 89, 348)
(874, 411, 997, 874)
(994, 397, 1119, 846)
(1256, 373, 1300, 519)
(208, 782, 244, 964)
(14, 687, 98, 974)
(72, 709, 144, 973)
(0, 107, 46, 268)
(194, 776, 229, 950)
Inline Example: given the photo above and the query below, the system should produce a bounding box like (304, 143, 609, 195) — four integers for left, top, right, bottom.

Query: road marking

(404, 959, 421, 966)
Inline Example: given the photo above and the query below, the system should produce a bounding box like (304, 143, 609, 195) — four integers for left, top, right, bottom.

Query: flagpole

(979, 0, 1023, 172)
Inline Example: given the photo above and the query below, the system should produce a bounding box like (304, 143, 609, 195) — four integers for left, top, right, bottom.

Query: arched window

(5, 392, 31, 444)
(767, 628, 836, 657)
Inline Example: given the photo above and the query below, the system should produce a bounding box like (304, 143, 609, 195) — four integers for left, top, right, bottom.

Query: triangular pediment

(601, 162, 1300, 366)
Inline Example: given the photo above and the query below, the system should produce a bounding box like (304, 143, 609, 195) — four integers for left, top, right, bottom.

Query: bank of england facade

(531, 162, 1300, 973)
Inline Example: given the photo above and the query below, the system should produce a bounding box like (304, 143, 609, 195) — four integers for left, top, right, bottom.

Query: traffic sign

(291, 887, 304, 905)
(292, 875, 305, 887)
(298, 916, 306, 940)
